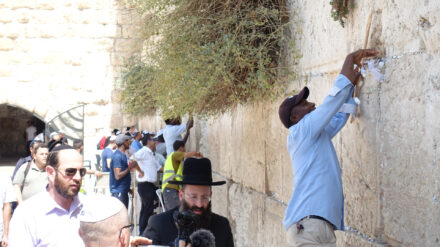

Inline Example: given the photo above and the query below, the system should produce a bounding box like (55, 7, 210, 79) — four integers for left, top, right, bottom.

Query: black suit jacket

(142, 208, 235, 247)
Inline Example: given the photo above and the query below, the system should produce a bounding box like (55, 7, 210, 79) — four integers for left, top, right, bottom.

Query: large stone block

(380, 53, 440, 246)
(117, 10, 132, 25)
(0, 38, 14, 51)
(114, 38, 143, 53)
(10, 0, 34, 10)
(121, 24, 142, 39)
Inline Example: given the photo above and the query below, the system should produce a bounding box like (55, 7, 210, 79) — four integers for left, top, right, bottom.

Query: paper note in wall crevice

(361, 59, 386, 83)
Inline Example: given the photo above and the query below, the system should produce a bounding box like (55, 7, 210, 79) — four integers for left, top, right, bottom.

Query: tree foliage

(330, 0, 355, 27)
(120, 0, 299, 118)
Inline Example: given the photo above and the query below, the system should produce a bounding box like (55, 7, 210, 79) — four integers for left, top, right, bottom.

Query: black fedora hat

(168, 157, 226, 186)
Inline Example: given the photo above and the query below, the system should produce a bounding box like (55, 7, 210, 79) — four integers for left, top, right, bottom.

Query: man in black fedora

(141, 157, 234, 247)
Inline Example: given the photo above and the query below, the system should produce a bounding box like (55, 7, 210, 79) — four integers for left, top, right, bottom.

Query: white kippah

(79, 195, 123, 223)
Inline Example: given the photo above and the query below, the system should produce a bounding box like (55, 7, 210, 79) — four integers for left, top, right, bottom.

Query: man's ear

(290, 113, 299, 125)
(178, 190, 184, 201)
(120, 229, 129, 247)
(46, 165, 56, 181)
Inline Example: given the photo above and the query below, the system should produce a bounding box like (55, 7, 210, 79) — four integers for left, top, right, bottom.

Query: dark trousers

(112, 192, 129, 209)
(26, 140, 32, 156)
(138, 182, 157, 234)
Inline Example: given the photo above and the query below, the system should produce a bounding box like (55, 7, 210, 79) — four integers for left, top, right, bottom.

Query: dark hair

(141, 134, 154, 146)
(165, 119, 171, 124)
(173, 140, 185, 151)
(73, 139, 83, 150)
(34, 143, 48, 154)
(47, 145, 75, 169)
(48, 140, 63, 152)
(30, 140, 43, 149)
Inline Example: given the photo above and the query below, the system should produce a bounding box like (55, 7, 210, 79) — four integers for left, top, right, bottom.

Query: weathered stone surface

(0, 0, 144, 167)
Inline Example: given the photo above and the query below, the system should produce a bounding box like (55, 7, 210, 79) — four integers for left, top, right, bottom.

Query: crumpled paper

(360, 59, 386, 82)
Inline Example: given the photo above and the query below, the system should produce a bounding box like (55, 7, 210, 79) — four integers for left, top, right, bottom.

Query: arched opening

(0, 104, 45, 163)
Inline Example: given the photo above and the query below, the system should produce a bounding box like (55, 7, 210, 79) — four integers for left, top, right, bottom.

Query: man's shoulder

(211, 212, 231, 225)
(150, 208, 175, 223)
(15, 191, 48, 213)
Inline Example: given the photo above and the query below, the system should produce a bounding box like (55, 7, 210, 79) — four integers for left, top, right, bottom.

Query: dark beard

(180, 199, 212, 230)
(54, 173, 80, 199)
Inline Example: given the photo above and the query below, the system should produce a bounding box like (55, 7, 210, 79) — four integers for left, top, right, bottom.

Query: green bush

(120, 0, 299, 118)
(330, 0, 355, 27)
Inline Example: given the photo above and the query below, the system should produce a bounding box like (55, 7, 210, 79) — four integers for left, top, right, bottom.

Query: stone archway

(0, 104, 46, 158)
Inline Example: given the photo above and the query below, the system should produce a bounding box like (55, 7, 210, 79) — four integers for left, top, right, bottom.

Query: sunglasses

(57, 168, 87, 177)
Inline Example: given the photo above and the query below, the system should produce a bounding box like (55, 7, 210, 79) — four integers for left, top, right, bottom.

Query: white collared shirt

(8, 190, 85, 247)
(134, 146, 162, 183)
(163, 124, 187, 157)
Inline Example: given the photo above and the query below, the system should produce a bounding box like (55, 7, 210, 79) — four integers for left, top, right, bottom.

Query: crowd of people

(0, 49, 378, 247)
(0, 116, 235, 247)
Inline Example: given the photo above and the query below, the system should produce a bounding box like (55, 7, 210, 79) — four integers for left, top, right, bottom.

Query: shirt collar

(40, 189, 84, 216)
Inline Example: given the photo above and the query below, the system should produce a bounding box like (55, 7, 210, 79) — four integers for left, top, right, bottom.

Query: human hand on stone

(341, 49, 379, 85)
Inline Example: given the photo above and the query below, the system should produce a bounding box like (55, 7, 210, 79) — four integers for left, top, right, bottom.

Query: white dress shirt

(8, 190, 85, 247)
(134, 146, 162, 183)
(163, 124, 187, 157)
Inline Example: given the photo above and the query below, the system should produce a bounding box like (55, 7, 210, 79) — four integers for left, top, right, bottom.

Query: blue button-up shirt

(283, 74, 357, 231)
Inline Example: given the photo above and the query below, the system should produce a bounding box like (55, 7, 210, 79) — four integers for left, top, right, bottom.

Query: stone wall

(0, 0, 439, 246)
(0, 0, 143, 161)
(138, 1, 440, 246)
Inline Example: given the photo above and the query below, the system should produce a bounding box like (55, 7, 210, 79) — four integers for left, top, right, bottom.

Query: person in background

(101, 136, 117, 172)
(163, 117, 193, 158)
(134, 134, 163, 234)
(0, 174, 16, 247)
(130, 131, 143, 152)
(162, 140, 202, 211)
(24, 121, 36, 156)
(11, 140, 42, 181)
(13, 144, 49, 204)
(109, 134, 139, 208)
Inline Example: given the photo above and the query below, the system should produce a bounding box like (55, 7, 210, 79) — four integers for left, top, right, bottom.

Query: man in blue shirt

(101, 136, 117, 172)
(131, 131, 143, 152)
(110, 134, 139, 208)
(279, 49, 378, 246)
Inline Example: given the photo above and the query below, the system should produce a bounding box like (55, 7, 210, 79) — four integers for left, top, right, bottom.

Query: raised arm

(303, 49, 378, 139)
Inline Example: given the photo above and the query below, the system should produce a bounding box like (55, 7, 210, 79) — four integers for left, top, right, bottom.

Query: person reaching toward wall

(279, 49, 378, 246)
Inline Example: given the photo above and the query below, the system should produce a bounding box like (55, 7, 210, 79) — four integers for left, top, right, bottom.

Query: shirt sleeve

(5, 179, 17, 202)
(324, 84, 357, 138)
(175, 124, 187, 135)
(13, 164, 27, 186)
(134, 149, 146, 162)
(112, 153, 123, 169)
(142, 216, 161, 245)
(171, 152, 185, 172)
(299, 74, 354, 140)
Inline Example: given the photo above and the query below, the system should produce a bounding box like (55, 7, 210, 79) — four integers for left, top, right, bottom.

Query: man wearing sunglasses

(9, 145, 88, 247)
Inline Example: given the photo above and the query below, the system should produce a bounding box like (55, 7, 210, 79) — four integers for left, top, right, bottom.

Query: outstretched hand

(341, 49, 379, 85)
(130, 236, 152, 246)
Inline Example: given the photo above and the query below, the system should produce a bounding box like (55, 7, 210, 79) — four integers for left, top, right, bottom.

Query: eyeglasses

(57, 168, 87, 177)
(183, 192, 211, 203)
(119, 224, 133, 239)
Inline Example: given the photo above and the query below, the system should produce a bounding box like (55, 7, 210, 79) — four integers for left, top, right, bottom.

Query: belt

(299, 215, 335, 230)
